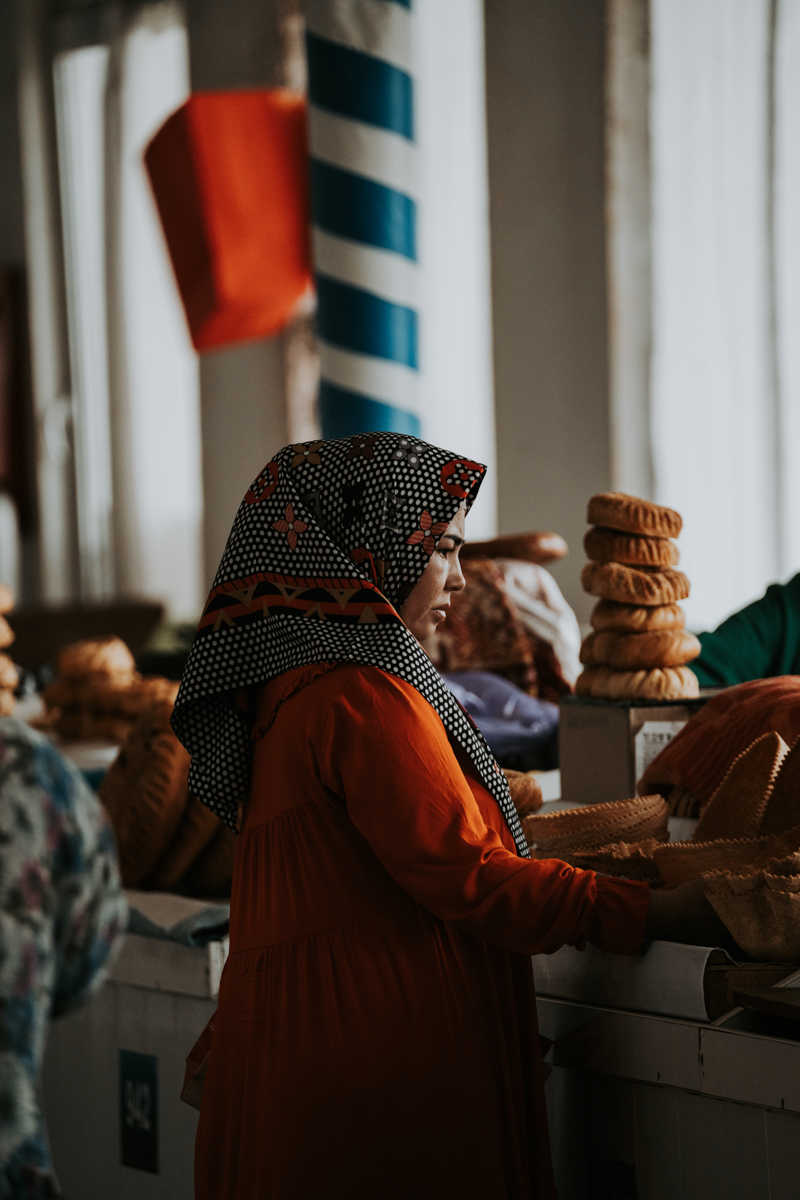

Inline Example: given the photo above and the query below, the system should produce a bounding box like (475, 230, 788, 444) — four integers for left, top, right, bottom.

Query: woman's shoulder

(258, 662, 438, 727)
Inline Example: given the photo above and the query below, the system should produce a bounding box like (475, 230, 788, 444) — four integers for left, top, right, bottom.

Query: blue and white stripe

(305, 0, 420, 438)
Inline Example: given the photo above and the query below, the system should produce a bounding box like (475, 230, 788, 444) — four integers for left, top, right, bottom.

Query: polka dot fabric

(171, 433, 529, 857)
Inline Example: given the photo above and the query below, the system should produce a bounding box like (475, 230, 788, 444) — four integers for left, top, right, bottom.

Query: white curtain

(103, 4, 203, 620)
(50, 1, 203, 620)
(650, 0, 798, 630)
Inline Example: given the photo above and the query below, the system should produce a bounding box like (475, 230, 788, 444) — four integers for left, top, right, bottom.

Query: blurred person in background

(0, 717, 128, 1198)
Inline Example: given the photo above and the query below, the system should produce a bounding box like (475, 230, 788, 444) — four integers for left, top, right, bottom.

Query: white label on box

(634, 720, 687, 783)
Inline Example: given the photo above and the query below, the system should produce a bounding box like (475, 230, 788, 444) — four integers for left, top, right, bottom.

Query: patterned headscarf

(171, 433, 529, 857)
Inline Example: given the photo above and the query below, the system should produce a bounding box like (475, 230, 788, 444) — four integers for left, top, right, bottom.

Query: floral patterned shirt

(0, 718, 128, 1198)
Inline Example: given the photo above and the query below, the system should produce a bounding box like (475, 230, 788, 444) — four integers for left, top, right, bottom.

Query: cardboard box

(558, 694, 710, 807)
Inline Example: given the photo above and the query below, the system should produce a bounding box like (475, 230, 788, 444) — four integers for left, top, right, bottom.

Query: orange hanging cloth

(144, 89, 312, 352)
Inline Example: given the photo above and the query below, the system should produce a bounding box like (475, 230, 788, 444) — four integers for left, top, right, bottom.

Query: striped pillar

(305, 0, 420, 438)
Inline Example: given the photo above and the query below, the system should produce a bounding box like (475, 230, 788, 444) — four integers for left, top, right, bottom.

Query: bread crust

(580, 629, 701, 669)
(590, 600, 686, 633)
(57, 635, 136, 681)
(584, 526, 679, 567)
(587, 492, 682, 538)
(461, 531, 568, 565)
(0, 654, 18, 691)
(581, 561, 690, 606)
(575, 664, 700, 701)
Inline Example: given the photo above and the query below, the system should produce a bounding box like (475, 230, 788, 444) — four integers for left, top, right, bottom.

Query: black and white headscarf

(171, 432, 529, 857)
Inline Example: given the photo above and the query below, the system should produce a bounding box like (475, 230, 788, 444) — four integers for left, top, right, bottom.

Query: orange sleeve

(314, 666, 650, 957)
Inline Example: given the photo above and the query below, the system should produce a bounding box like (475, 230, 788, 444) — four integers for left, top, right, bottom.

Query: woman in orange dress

(172, 433, 709, 1199)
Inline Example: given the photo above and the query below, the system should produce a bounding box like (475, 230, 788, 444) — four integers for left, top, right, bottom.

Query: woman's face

(399, 508, 466, 643)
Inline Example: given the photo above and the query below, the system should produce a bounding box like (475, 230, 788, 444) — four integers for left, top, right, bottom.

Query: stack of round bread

(43, 635, 178, 742)
(576, 492, 700, 701)
(0, 585, 18, 717)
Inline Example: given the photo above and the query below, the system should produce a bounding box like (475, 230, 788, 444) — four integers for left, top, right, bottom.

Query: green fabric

(691, 573, 800, 687)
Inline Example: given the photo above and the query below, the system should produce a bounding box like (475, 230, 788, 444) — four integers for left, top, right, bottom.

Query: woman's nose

(447, 557, 466, 592)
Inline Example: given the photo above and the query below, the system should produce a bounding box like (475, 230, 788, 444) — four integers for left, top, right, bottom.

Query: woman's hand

(644, 878, 731, 947)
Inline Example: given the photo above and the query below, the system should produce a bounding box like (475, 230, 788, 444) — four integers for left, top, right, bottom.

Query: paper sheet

(533, 940, 732, 1021)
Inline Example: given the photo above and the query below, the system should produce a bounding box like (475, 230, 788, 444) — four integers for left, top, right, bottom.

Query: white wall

(484, 0, 611, 623)
(417, 0, 497, 540)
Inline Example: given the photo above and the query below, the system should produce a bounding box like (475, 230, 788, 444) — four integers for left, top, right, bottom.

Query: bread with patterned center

(581, 562, 690, 607)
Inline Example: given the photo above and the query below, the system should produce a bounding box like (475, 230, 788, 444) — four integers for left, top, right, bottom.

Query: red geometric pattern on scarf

(199, 572, 396, 631)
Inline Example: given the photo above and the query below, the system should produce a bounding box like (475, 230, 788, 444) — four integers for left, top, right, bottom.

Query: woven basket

(565, 838, 663, 883)
(760, 735, 800, 836)
(145, 794, 222, 892)
(704, 857, 800, 961)
(654, 826, 800, 887)
(522, 793, 668, 858)
(693, 730, 788, 842)
(181, 824, 236, 899)
(99, 698, 190, 888)
(639, 676, 800, 819)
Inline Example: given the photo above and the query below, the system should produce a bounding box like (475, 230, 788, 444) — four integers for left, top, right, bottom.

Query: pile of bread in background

(0, 585, 18, 718)
(576, 491, 700, 701)
(40, 635, 233, 899)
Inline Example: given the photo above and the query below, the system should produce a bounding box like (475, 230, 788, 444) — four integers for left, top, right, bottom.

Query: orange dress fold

(195, 665, 649, 1199)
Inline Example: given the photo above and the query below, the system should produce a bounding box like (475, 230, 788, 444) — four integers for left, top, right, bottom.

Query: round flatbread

(581, 562, 690, 607)
(586, 492, 682, 538)
(0, 654, 18, 691)
(575, 664, 700, 701)
(57, 635, 136, 681)
(0, 615, 14, 650)
(590, 600, 686, 633)
(583, 526, 679, 568)
(580, 629, 701, 669)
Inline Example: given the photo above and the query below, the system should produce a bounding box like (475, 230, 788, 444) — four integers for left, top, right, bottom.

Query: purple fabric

(444, 670, 559, 771)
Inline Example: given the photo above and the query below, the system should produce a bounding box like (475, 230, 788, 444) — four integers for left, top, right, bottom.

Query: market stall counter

(42, 893, 227, 1200)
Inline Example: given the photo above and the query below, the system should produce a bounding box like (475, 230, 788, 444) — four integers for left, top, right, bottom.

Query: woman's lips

(431, 608, 448, 623)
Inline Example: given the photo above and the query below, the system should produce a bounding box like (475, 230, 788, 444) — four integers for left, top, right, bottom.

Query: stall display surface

(42, 897, 225, 1200)
(539, 986, 800, 1200)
